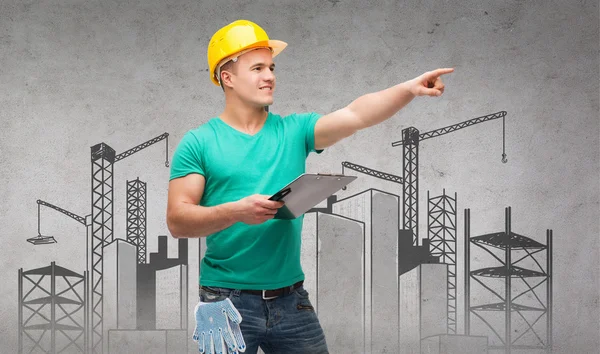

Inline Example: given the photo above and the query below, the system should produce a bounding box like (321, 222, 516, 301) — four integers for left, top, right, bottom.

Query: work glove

(192, 298, 246, 354)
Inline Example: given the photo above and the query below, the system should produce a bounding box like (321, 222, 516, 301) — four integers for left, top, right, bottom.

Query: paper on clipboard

(268, 173, 357, 219)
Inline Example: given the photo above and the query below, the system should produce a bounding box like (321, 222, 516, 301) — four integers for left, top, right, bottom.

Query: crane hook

(501, 115, 508, 163)
(165, 134, 170, 167)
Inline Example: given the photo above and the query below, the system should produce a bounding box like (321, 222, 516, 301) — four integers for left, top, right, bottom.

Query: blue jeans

(198, 284, 329, 354)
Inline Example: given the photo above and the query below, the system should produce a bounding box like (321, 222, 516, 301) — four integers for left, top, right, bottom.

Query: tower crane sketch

(391, 110, 508, 245)
(27, 132, 169, 354)
(339, 111, 508, 245)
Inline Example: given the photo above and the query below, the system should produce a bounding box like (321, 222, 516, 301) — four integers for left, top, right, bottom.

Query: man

(166, 19, 452, 354)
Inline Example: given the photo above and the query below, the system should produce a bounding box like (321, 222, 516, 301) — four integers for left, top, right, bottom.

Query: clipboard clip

(269, 187, 291, 201)
(316, 173, 345, 177)
(316, 173, 344, 181)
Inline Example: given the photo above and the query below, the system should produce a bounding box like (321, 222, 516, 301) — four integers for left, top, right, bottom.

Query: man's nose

(264, 70, 275, 82)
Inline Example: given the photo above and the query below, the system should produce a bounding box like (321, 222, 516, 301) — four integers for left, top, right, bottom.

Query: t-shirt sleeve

(169, 131, 205, 181)
(295, 112, 324, 155)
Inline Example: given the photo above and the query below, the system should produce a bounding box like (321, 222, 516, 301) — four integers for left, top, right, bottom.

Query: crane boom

(37, 199, 86, 225)
(341, 161, 404, 184)
(391, 111, 507, 146)
(114, 132, 170, 166)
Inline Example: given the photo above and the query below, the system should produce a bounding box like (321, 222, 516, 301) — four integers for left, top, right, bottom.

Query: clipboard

(268, 173, 357, 219)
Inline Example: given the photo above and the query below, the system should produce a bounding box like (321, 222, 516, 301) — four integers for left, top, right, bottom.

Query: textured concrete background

(1, 0, 598, 353)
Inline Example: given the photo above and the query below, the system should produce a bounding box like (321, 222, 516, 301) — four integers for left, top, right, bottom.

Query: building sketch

(313, 211, 366, 353)
(399, 263, 449, 353)
(103, 239, 137, 351)
(137, 236, 188, 330)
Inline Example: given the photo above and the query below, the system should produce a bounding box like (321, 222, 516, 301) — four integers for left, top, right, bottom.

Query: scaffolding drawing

(18, 262, 88, 354)
(465, 207, 553, 353)
(428, 190, 457, 335)
(127, 178, 148, 264)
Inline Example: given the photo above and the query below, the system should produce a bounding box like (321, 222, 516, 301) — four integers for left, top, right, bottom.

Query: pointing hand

(409, 68, 454, 97)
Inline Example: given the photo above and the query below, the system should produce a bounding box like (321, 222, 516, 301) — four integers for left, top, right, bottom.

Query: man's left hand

(408, 68, 454, 97)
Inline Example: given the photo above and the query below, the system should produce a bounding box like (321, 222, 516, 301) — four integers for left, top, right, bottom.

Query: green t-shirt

(169, 111, 323, 289)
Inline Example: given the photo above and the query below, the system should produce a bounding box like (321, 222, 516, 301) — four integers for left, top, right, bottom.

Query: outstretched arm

(314, 68, 454, 150)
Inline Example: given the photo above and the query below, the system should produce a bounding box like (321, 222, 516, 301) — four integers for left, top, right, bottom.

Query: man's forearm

(167, 202, 239, 238)
(347, 81, 416, 130)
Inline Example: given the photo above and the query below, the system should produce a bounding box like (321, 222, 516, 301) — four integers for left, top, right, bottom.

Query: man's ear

(221, 71, 234, 89)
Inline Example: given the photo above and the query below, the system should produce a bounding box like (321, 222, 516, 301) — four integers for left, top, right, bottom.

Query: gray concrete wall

(2, 0, 598, 353)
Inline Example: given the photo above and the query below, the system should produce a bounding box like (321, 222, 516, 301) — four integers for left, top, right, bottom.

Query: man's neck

(220, 100, 269, 135)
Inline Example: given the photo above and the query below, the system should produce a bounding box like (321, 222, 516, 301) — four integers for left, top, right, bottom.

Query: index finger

(430, 68, 454, 77)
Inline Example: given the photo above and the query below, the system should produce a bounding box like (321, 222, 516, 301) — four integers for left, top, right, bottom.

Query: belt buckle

(262, 290, 278, 300)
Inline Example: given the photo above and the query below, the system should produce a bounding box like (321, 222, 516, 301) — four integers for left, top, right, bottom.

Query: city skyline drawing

(16, 111, 554, 354)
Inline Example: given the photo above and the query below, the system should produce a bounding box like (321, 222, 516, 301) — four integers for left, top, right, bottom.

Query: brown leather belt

(242, 280, 304, 300)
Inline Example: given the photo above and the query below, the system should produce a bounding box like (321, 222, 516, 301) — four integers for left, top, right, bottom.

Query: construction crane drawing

(28, 132, 169, 354)
(340, 111, 507, 244)
(391, 110, 508, 245)
(114, 132, 170, 165)
(27, 200, 90, 245)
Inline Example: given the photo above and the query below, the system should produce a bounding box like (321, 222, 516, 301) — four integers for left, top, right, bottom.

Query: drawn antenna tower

(26, 133, 169, 354)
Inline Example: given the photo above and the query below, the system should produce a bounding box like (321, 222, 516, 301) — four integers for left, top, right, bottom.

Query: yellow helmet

(207, 20, 287, 86)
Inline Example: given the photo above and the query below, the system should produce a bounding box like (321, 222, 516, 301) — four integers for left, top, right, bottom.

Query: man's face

(224, 48, 276, 107)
